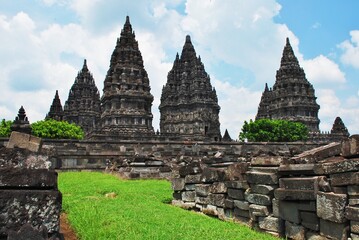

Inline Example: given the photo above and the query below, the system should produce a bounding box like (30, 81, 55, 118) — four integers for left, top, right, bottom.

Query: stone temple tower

(46, 90, 64, 121)
(256, 38, 320, 132)
(63, 59, 101, 134)
(159, 35, 221, 141)
(97, 16, 154, 139)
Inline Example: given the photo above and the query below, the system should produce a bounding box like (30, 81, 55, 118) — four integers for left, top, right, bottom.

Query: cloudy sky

(0, 0, 358, 139)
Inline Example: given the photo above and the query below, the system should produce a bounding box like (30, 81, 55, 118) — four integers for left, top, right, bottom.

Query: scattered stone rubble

(0, 132, 62, 239)
(172, 135, 359, 240)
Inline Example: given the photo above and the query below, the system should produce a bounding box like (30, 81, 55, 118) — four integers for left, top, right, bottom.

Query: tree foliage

(0, 119, 12, 137)
(239, 119, 308, 142)
(31, 119, 84, 140)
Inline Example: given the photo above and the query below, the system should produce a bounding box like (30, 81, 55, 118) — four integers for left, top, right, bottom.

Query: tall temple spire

(11, 106, 32, 134)
(159, 35, 221, 141)
(256, 37, 320, 132)
(180, 35, 197, 62)
(46, 90, 64, 121)
(63, 59, 101, 134)
(93, 16, 154, 139)
(331, 116, 350, 138)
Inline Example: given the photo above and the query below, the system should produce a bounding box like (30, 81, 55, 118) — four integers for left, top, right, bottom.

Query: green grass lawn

(59, 172, 277, 240)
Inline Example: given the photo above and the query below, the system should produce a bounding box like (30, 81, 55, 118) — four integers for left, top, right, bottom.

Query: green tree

(0, 119, 12, 137)
(31, 119, 84, 140)
(239, 119, 308, 142)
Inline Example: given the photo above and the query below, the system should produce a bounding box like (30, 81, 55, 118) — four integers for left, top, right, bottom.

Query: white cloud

(213, 79, 262, 139)
(339, 30, 359, 68)
(302, 55, 346, 85)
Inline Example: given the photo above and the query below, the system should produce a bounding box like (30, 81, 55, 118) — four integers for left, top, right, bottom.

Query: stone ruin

(172, 135, 359, 240)
(0, 111, 62, 240)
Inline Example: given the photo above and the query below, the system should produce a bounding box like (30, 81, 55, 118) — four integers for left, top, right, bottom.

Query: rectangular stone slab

(330, 171, 359, 186)
(0, 190, 61, 236)
(274, 188, 316, 201)
(0, 168, 57, 189)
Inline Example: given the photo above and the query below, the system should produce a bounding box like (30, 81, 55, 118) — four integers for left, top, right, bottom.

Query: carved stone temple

(89, 16, 155, 140)
(256, 38, 321, 132)
(46, 90, 64, 121)
(159, 35, 221, 141)
(63, 59, 101, 134)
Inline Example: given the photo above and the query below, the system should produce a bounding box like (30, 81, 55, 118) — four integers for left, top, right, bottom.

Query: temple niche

(46, 90, 64, 121)
(256, 38, 320, 132)
(90, 16, 154, 139)
(63, 59, 101, 134)
(159, 35, 221, 141)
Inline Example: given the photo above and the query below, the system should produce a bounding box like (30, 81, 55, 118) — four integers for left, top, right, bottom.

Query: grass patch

(59, 172, 277, 240)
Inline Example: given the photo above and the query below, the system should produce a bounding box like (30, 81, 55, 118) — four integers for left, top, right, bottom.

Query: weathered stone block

(172, 191, 181, 200)
(202, 205, 219, 216)
(0, 168, 57, 188)
(246, 172, 278, 185)
(225, 181, 249, 189)
(290, 142, 341, 164)
(172, 200, 196, 210)
(348, 186, 359, 196)
(274, 188, 316, 201)
(224, 199, 234, 209)
(258, 216, 283, 233)
(331, 171, 359, 186)
(195, 196, 209, 205)
(208, 194, 226, 207)
(300, 211, 319, 231)
(179, 162, 202, 177)
(349, 197, 359, 206)
(7, 132, 42, 152)
(279, 177, 319, 191)
(250, 184, 275, 195)
(341, 135, 359, 158)
(251, 156, 283, 166)
(172, 178, 185, 191)
(351, 221, 359, 234)
(317, 192, 347, 223)
(226, 163, 249, 180)
(233, 208, 250, 218)
(195, 184, 210, 197)
(249, 204, 270, 218)
(279, 164, 316, 176)
(182, 191, 195, 202)
(272, 199, 279, 217)
(245, 191, 271, 205)
(332, 186, 347, 194)
(320, 219, 348, 240)
(0, 190, 61, 236)
(278, 200, 316, 224)
(233, 200, 249, 210)
(346, 206, 359, 221)
(285, 221, 306, 240)
(320, 158, 359, 174)
(227, 188, 245, 200)
(184, 174, 201, 184)
(202, 168, 227, 183)
(209, 182, 227, 193)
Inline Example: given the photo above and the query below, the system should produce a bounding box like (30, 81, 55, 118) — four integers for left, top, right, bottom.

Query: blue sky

(0, 0, 358, 138)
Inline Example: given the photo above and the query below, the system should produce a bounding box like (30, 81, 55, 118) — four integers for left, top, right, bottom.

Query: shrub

(0, 119, 12, 137)
(239, 119, 308, 142)
(31, 119, 84, 139)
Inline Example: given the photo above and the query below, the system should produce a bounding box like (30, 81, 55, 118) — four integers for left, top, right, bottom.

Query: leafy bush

(31, 119, 84, 139)
(239, 119, 308, 142)
(0, 119, 12, 137)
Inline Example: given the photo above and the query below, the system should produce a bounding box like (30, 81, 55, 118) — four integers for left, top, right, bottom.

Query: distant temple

(63, 59, 101, 134)
(46, 90, 64, 121)
(256, 38, 320, 132)
(44, 17, 350, 142)
(159, 35, 221, 141)
(89, 16, 155, 140)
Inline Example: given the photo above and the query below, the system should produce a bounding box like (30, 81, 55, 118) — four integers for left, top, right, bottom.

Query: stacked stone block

(172, 135, 359, 240)
(0, 132, 62, 239)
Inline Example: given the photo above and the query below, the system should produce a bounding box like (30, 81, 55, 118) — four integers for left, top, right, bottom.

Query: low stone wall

(172, 135, 359, 240)
(0, 132, 62, 239)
